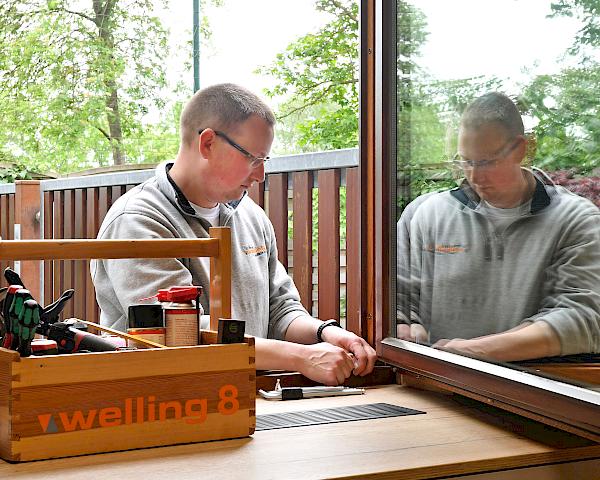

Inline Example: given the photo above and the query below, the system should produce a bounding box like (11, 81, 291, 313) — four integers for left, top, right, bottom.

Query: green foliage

(0, 150, 45, 182)
(521, 66, 600, 174)
(0, 0, 176, 172)
(259, 0, 359, 152)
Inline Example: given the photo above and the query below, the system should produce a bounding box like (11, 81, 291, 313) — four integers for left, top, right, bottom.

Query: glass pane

(394, 0, 600, 390)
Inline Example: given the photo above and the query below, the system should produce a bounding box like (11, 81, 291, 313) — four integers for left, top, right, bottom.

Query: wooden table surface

(2, 384, 599, 480)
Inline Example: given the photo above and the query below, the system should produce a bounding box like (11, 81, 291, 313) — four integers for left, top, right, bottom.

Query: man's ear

(198, 129, 216, 158)
(515, 135, 528, 164)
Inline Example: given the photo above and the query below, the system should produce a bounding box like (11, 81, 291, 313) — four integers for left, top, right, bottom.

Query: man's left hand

(433, 338, 489, 358)
(320, 325, 377, 376)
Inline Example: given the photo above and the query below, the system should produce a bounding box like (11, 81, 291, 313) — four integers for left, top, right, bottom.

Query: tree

(258, 0, 359, 152)
(517, 0, 600, 174)
(0, 0, 170, 172)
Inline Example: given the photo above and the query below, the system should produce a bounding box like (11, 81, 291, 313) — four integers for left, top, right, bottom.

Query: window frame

(365, 0, 600, 442)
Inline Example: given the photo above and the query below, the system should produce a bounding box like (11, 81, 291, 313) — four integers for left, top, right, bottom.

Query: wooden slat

(86, 188, 100, 323)
(317, 169, 340, 321)
(209, 227, 232, 331)
(62, 190, 74, 318)
(74, 189, 86, 320)
(346, 167, 361, 336)
(7, 195, 14, 276)
(111, 185, 124, 207)
(43, 192, 53, 305)
(248, 182, 265, 209)
(0, 239, 220, 261)
(52, 191, 63, 304)
(267, 174, 288, 269)
(98, 187, 109, 226)
(0, 195, 8, 284)
(14, 181, 41, 299)
(292, 171, 313, 311)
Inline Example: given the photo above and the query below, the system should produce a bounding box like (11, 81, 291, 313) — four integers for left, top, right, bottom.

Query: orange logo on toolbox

(37, 384, 239, 434)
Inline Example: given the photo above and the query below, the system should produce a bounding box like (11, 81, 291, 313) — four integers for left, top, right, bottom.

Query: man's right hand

(296, 343, 356, 386)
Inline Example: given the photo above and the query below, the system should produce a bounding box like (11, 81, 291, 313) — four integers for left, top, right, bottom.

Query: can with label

(156, 286, 203, 347)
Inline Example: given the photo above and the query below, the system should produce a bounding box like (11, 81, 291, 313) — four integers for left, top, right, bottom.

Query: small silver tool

(258, 379, 365, 400)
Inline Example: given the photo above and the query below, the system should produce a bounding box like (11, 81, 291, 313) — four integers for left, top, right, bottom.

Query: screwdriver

(1, 285, 23, 350)
(17, 299, 40, 357)
(10, 289, 34, 350)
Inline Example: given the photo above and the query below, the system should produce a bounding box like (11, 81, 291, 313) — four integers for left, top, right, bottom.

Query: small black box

(217, 318, 245, 344)
(128, 304, 164, 329)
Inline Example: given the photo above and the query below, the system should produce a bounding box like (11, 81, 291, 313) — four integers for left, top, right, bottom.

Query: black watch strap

(316, 320, 341, 342)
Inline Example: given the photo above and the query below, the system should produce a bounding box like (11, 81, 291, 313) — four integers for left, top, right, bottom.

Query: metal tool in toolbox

(0, 267, 116, 355)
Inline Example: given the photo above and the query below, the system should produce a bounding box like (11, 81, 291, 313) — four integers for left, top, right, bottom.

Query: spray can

(127, 304, 165, 348)
(157, 286, 203, 347)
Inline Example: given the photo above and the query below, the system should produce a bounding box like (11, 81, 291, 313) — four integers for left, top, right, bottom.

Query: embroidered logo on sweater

(241, 244, 267, 256)
(423, 244, 466, 255)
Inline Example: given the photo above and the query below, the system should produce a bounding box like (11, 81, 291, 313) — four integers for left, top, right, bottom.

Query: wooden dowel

(69, 318, 167, 349)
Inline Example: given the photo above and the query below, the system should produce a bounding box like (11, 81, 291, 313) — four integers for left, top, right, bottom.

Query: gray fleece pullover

(91, 162, 309, 338)
(397, 171, 600, 355)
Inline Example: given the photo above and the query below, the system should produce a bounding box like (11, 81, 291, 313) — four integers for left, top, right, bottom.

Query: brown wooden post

(209, 227, 232, 331)
(268, 174, 289, 269)
(14, 180, 41, 299)
(346, 168, 362, 337)
(248, 182, 265, 209)
(86, 187, 100, 323)
(292, 171, 313, 311)
(318, 169, 340, 321)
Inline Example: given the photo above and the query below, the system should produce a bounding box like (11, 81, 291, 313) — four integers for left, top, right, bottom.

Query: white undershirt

(190, 202, 220, 272)
(477, 199, 532, 233)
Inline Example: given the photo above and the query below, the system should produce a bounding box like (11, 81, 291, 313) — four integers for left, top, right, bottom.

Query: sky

(162, 0, 330, 101)
(161, 0, 581, 95)
(157, 0, 584, 136)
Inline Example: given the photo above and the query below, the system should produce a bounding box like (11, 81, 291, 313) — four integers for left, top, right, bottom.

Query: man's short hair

(460, 92, 524, 139)
(180, 83, 276, 147)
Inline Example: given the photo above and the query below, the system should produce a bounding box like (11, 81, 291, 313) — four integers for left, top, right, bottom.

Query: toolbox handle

(0, 227, 232, 331)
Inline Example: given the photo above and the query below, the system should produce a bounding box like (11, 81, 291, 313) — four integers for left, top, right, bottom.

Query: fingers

(348, 340, 377, 376)
(397, 323, 411, 339)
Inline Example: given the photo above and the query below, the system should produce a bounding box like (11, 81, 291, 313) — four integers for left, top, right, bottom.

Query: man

(92, 83, 376, 385)
(396, 92, 600, 361)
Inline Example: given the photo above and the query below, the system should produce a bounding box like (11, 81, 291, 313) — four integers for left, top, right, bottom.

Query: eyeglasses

(450, 138, 521, 170)
(199, 128, 270, 168)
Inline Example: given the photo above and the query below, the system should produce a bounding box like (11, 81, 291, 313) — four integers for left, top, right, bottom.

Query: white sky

(160, 0, 582, 100)
(416, 0, 582, 83)
(162, 1, 329, 102)
(157, 0, 583, 136)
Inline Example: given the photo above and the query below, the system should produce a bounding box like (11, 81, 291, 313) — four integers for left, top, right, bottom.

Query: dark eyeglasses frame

(198, 128, 269, 168)
(449, 137, 521, 170)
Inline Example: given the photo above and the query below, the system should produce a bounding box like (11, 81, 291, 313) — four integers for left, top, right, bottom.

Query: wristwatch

(316, 320, 342, 342)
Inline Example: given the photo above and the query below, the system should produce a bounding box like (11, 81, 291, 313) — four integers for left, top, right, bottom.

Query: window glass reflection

(394, 1, 600, 370)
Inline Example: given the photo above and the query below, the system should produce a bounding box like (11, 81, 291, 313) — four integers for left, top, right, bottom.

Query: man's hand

(297, 342, 356, 386)
(433, 337, 487, 358)
(433, 322, 562, 362)
(397, 323, 429, 344)
(320, 326, 377, 376)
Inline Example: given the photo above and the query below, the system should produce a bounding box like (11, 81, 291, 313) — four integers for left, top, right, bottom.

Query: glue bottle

(157, 286, 203, 347)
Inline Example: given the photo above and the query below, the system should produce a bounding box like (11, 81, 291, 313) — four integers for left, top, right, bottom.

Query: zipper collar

(164, 162, 246, 218)
(450, 173, 551, 214)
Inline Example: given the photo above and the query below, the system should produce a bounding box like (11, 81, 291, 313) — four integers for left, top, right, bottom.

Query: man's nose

(469, 165, 487, 183)
(250, 161, 266, 183)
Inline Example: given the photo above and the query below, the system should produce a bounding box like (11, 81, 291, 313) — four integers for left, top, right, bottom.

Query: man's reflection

(396, 92, 600, 361)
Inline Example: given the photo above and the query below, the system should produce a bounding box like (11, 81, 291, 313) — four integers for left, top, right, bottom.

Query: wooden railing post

(14, 180, 41, 299)
(209, 227, 232, 331)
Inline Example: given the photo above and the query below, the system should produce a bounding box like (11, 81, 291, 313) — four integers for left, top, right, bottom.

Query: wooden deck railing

(0, 149, 363, 335)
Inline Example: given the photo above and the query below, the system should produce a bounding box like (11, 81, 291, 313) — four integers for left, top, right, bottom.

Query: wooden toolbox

(0, 228, 256, 462)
